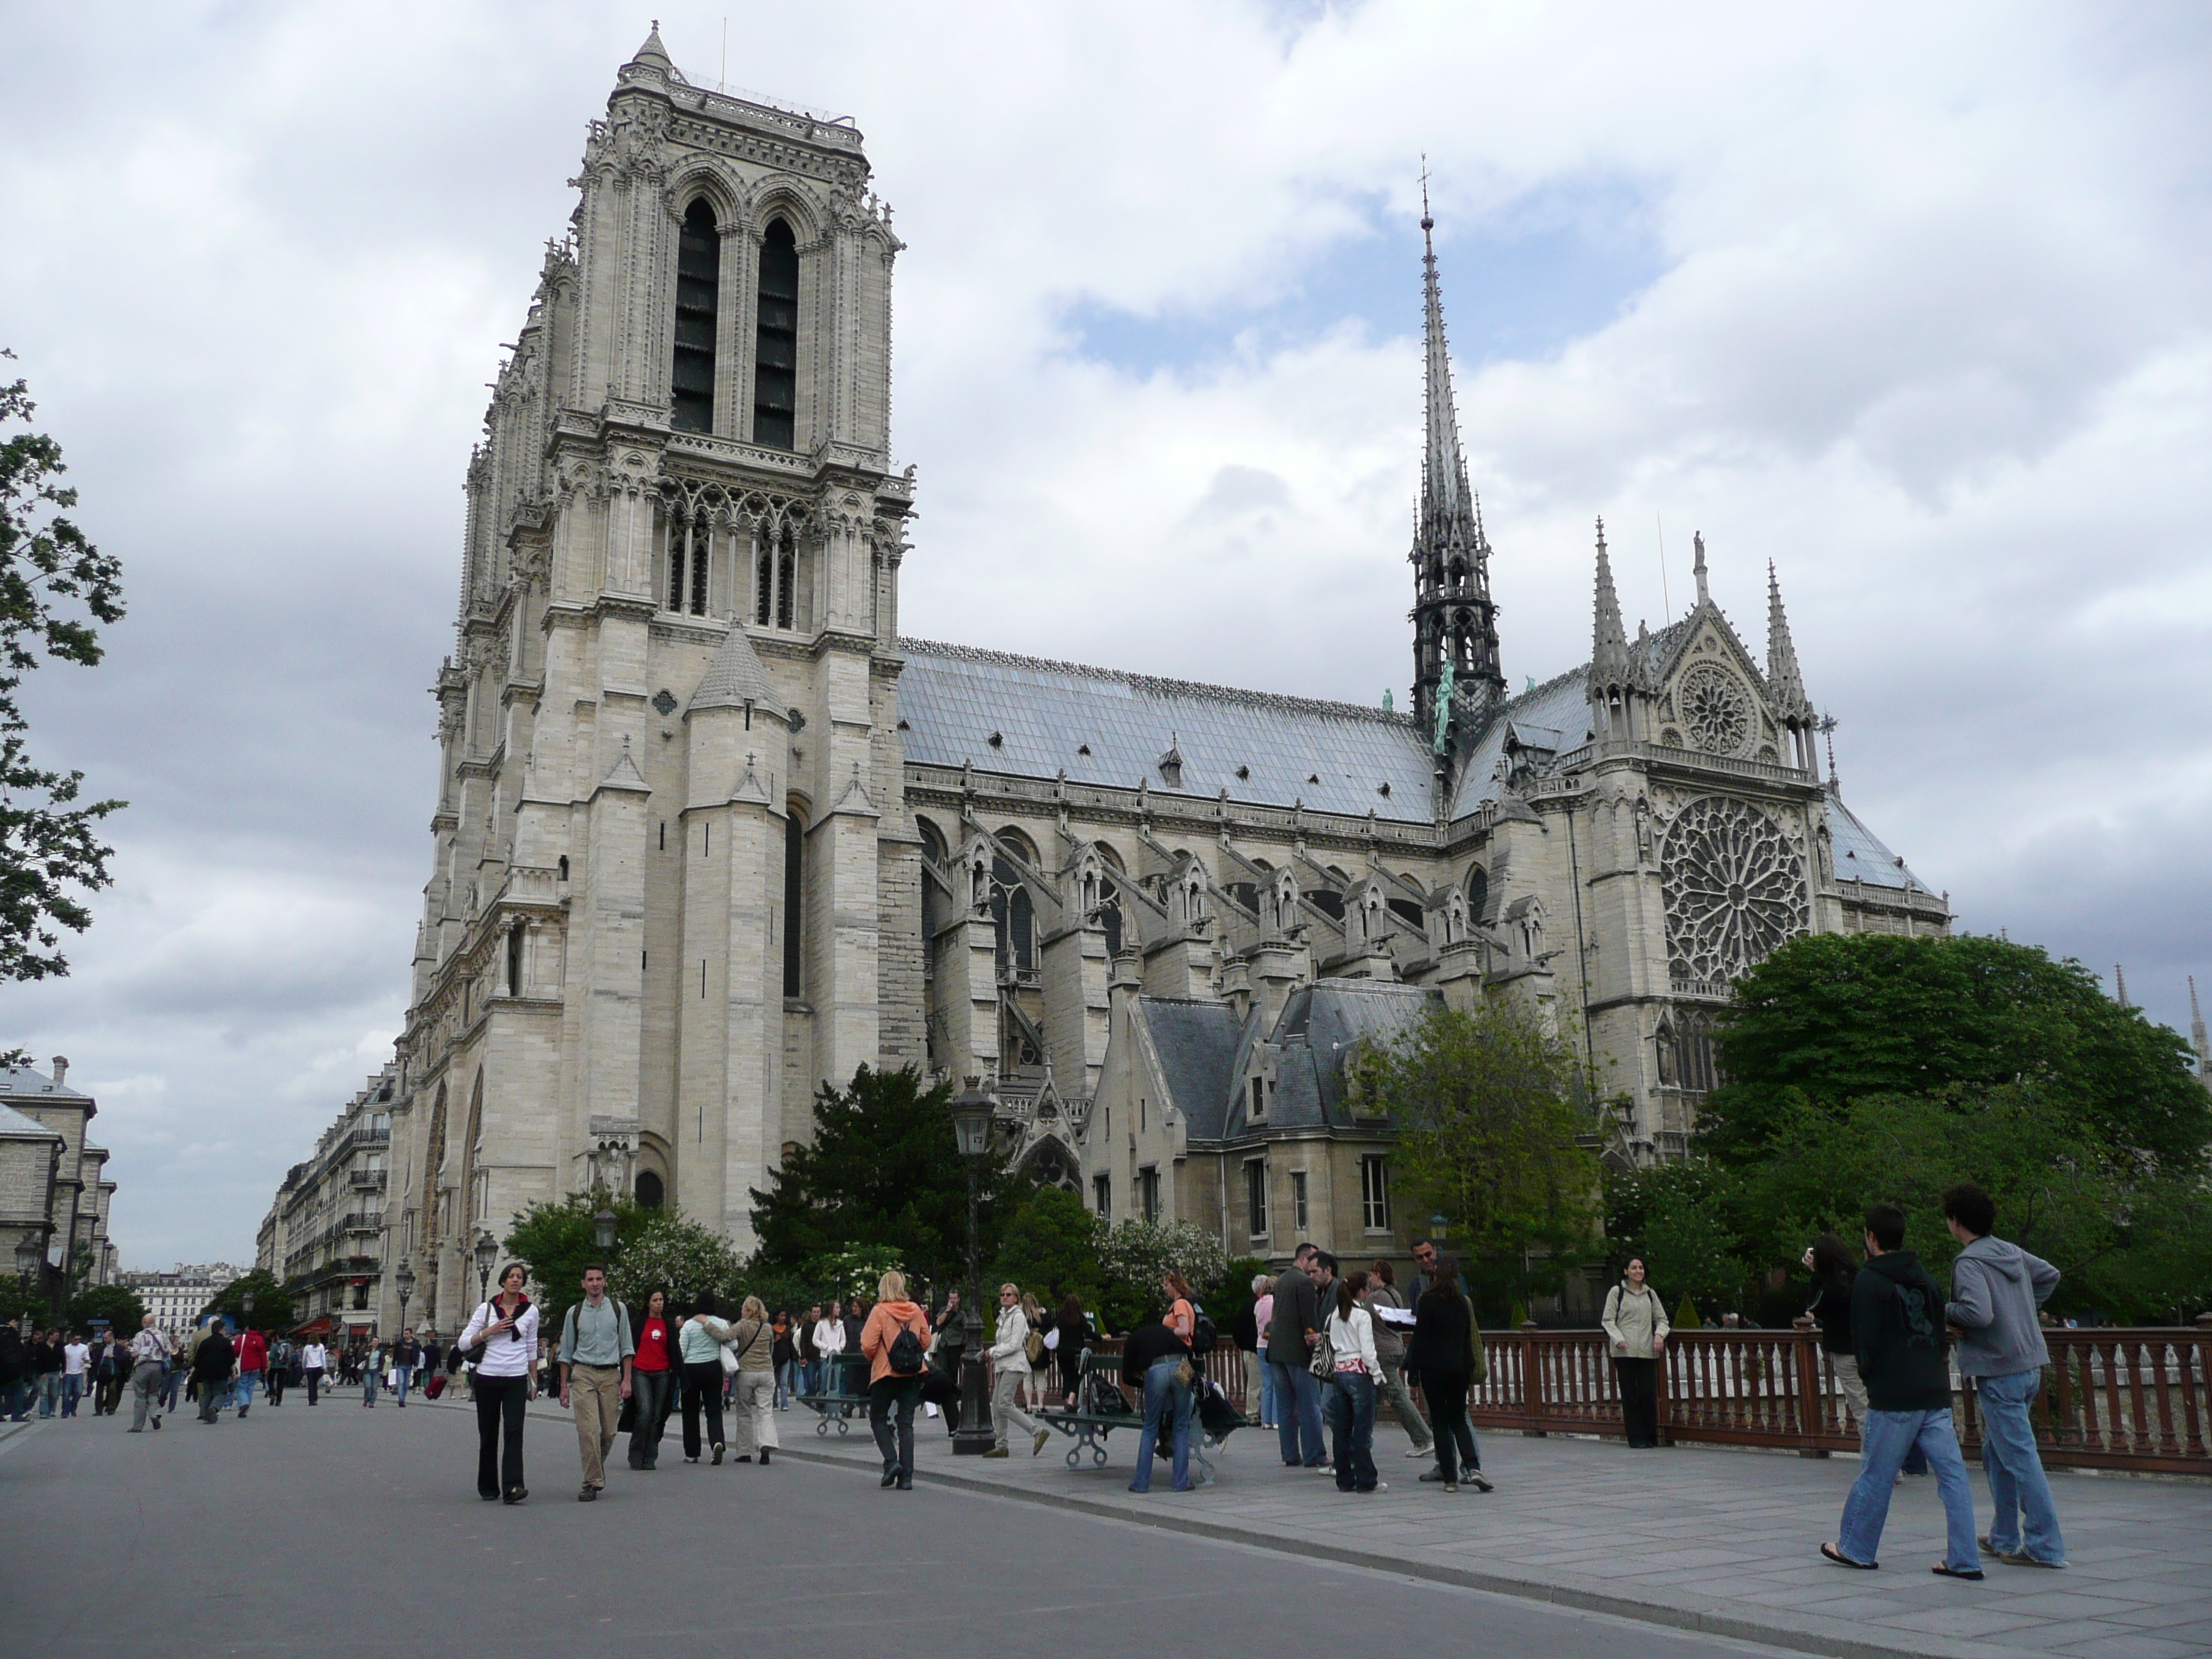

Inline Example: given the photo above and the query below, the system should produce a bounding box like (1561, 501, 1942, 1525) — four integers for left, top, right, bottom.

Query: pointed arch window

(753, 218, 799, 449)
(754, 523, 797, 629)
(783, 806, 805, 998)
(672, 199, 719, 435)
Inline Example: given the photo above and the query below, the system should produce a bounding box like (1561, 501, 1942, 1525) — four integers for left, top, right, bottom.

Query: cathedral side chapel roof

(1447, 667, 1601, 817)
(1251, 979, 1441, 1135)
(897, 639, 1434, 822)
(1136, 996, 1245, 1141)
(688, 625, 788, 721)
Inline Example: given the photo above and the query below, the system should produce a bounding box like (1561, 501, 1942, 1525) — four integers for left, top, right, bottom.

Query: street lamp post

(395, 1260, 415, 1334)
(948, 1078, 997, 1457)
(473, 1231, 500, 1305)
(592, 1207, 619, 1254)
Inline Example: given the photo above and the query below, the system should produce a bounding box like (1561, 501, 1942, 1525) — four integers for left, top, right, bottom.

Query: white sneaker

(1403, 1447, 1432, 1458)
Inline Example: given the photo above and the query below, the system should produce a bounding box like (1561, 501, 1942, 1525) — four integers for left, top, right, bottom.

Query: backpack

(1189, 1302, 1218, 1357)
(887, 1318, 927, 1377)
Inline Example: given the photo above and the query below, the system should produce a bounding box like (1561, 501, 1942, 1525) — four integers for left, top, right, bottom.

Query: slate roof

(0, 1065, 86, 1102)
(1138, 997, 1245, 1141)
(0, 1100, 63, 1141)
(1825, 787, 1934, 894)
(1216, 979, 1441, 1141)
(897, 639, 1435, 822)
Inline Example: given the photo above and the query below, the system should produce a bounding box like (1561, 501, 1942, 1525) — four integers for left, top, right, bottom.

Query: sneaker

(577, 1485, 598, 1502)
(982, 1446, 1009, 1459)
(711, 1442, 724, 1466)
(1467, 1470, 1495, 1493)
(1366, 1481, 1388, 1493)
(1403, 1446, 1433, 1458)
(1444, 1482, 1458, 1493)
(1418, 1470, 1448, 1483)
(1033, 1428, 1051, 1457)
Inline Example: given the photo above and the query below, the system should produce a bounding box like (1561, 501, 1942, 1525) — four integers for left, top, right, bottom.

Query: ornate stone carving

(1661, 796, 1809, 983)
(1677, 662, 1751, 756)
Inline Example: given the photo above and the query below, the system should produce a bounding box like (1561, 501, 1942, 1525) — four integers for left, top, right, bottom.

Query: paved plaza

(778, 1396, 2212, 1659)
(4, 1397, 2206, 1658)
(0, 1403, 1769, 1659)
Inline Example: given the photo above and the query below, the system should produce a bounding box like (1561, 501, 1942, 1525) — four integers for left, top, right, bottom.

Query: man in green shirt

(557, 1265, 634, 1501)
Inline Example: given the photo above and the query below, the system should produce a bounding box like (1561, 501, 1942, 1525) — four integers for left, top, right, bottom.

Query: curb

(771, 1439, 2037, 1659)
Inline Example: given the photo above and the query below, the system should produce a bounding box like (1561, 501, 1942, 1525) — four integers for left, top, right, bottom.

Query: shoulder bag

(1308, 1319, 1336, 1379)
(1466, 1316, 1488, 1388)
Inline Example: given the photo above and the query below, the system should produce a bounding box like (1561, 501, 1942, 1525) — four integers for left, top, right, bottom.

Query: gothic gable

(1651, 611, 1789, 765)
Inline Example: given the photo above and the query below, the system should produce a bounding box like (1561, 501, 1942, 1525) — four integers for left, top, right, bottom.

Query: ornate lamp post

(395, 1260, 415, 1333)
(473, 1230, 500, 1304)
(240, 1285, 256, 1327)
(592, 1207, 619, 1254)
(948, 1077, 997, 1456)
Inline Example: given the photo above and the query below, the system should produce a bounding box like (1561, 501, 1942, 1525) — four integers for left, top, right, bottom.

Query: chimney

(50, 1056, 68, 1087)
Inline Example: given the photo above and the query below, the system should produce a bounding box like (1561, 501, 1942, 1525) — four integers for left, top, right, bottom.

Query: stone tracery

(1661, 795, 1809, 984)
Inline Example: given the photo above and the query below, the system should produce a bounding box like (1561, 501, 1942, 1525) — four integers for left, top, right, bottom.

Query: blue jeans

(1271, 1361, 1326, 1465)
(1838, 1407, 1979, 1570)
(1130, 1356, 1193, 1492)
(392, 1365, 412, 1403)
(61, 1374, 82, 1416)
(1254, 1353, 1277, 1424)
(1975, 1369, 2064, 1563)
(363, 1367, 379, 1404)
(235, 1372, 258, 1412)
(1323, 1370, 1379, 1491)
(37, 1373, 59, 1416)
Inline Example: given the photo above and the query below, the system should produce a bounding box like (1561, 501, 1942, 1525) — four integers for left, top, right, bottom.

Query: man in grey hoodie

(1942, 1182, 2065, 1569)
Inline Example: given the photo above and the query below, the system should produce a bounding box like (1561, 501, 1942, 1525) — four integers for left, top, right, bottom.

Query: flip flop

(1822, 1543, 1878, 1570)
(1932, 1563, 1985, 1581)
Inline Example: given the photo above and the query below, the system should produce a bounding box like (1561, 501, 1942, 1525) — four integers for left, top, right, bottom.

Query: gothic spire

(631, 21, 674, 71)
(1766, 560, 1811, 719)
(1409, 183, 1504, 748)
(1591, 518, 1632, 688)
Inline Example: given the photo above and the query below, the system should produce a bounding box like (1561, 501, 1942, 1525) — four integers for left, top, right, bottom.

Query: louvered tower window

(754, 218, 799, 449)
(671, 200, 719, 435)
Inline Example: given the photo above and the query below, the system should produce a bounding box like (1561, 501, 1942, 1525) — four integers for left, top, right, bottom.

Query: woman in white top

(1321, 1268, 1385, 1494)
(299, 1340, 330, 1407)
(985, 1282, 1048, 1457)
(459, 1262, 540, 1503)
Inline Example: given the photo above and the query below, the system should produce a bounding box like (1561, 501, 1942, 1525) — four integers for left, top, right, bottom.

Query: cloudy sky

(3, 2, 2207, 1267)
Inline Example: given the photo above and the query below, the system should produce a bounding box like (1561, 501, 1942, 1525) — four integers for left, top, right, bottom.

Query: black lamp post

(948, 1077, 996, 1456)
(473, 1230, 499, 1303)
(241, 1285, 256, 1326)
(395, 1260, 415, 1333)
(592, 1207, 619, 1254)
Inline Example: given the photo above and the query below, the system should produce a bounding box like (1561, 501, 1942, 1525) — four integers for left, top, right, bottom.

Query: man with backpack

(1822, 1205, 1982, 1579)
(556, 1265, 634, 1503)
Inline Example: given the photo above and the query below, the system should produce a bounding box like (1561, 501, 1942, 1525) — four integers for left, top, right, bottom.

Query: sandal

(1932, 1563, 1985, 1581)
(1821, 1542, 1877, 1570)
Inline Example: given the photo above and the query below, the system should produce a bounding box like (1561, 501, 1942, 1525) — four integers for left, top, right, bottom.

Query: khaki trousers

(731, 1370, 780, 1457)
(570, 1364, 622, 1489)
(992, 1367, 1042, 1447)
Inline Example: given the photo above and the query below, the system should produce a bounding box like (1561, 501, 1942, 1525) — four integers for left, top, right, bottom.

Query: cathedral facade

(385, 35, 1948, 1332)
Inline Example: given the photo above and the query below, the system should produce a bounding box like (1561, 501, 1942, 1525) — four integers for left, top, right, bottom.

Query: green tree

(1707, 934, 2209, 1171)
(991, 1186, 1103, 1308)
(202, 1269, 293, 1332)
(748, 1066, 1019, 1291)
(64, 1282, 144, 1333)
(500, 1187, 650, 1333)
(1092, 1217, 1226, 1335)
(1604, 1161, 1748, 1314)
(606, 1211, 742, 1311)
(0, 1270, 43, 1323)
(0, 354, 126, 985)
(1359, 999, 1602, 1310)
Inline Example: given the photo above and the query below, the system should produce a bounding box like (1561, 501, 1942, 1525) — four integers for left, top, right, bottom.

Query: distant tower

(1408, 188, 1503, 748)
(2190, 976, 2208, 1084)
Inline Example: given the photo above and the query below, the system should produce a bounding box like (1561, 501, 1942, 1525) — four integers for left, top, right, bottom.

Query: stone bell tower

(400, 26, 920, 1299)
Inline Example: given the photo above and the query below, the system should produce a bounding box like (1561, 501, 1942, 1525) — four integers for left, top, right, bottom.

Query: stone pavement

(771, 1395, 2212, 1659)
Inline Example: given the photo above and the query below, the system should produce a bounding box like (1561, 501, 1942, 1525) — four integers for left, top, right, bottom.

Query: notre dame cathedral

(388, 32, 1948, 1329)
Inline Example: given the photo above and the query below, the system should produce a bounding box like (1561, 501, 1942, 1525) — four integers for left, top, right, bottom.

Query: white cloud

(2, 0, 2206, 1264)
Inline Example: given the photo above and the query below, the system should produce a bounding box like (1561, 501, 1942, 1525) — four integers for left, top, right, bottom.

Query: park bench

(1036, 1350, 1250, 1473)
(793, 1352, 869, 1436)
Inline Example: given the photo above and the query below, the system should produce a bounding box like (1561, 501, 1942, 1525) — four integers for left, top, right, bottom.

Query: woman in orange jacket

(859, 1272, 932, 1491)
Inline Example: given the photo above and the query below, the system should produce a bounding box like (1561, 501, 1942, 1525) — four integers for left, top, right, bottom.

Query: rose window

(1678, 663, 1751, 755)
(1662, 796, 1809, 983)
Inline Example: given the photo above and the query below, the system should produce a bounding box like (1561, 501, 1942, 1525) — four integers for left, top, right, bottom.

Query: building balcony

(347, 1169, 387, 1192)
(341, 1213, 383, 1235)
